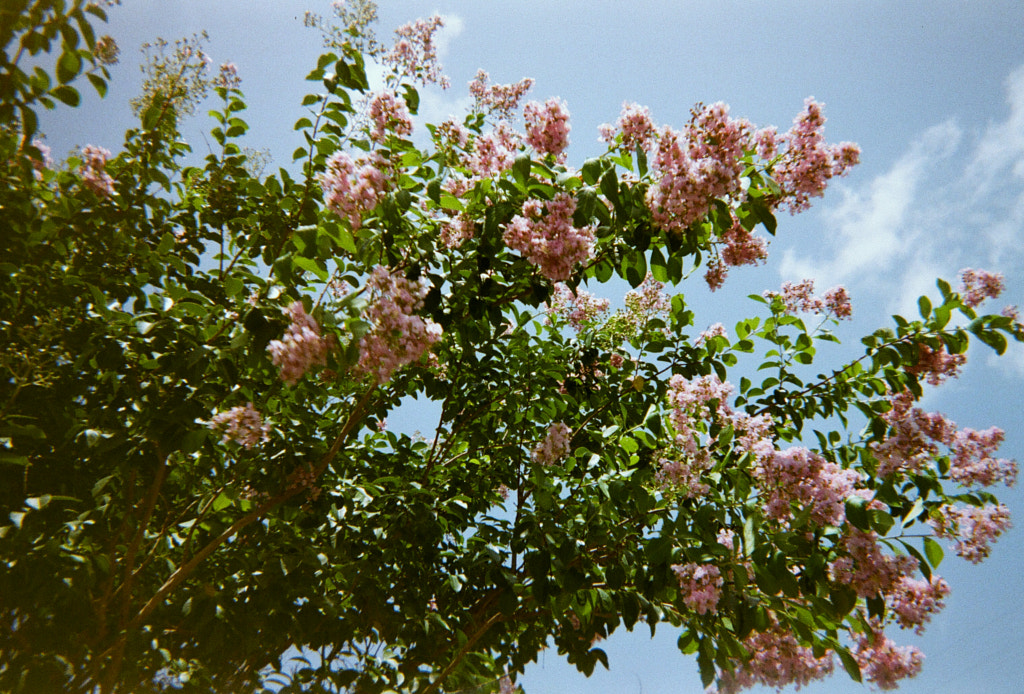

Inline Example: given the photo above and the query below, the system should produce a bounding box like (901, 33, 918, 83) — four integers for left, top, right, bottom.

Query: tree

(1, 3, 1020, 693)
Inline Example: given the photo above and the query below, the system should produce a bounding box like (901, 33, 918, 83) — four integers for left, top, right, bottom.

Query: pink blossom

(79, 144, 115, 197)
(524, 97, 572, 160)
(755, 447, 860, 527)
(906, 344, 966, 386)
(696, 323, 728, 345)
(207, 402, 270, 449)
(320, 152, 388, 230)
(212, 62, 240, 90)
(828, 528, 917, 598)
(267, 301, 333, 385)
(368, 90, 413, 143)
(714, 622, 834, 693)
(950, 427, 1018, 487)
(929, 503, 1012, 563)
(623, 273, 671, 328)
(598, 101, 657, 152)
(671, 562, 723, 615)
(546, 283, 610, 330)
(958, 267, 1004, 308)
(851, 622, 924, 690)
(469, 69, 535, 119)
(609, 353, 625, 369)
(533, 422, 572, 465)
(717, 528, 735, 550)
(1001, 305, 1020, 323)
(871, 392, 957, 477)
(381, 15, 450, 88)
(646, 103, 751, 234)
(763, 279, 852, 320)
(503, 193, 595, 281)
(357, 266, 442, 384)
(889, 575, 950, 633)
(772, 98, 860, 213)
(466, 122, 520, 178)
(439, 213, 475, 249)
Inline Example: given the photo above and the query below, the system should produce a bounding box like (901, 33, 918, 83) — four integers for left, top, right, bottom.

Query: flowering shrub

(0, 3, 1021, 694)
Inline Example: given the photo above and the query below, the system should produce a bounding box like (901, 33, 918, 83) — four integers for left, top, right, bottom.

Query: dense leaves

(1, 4, 1021, 694)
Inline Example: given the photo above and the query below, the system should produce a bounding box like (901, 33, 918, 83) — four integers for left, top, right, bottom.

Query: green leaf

(52, 85, 80, 107)
(844, 495, 870, 531)
(292, 256, 329, 281)
(923, 536, 944, 568)
(56, 50, 81, 84)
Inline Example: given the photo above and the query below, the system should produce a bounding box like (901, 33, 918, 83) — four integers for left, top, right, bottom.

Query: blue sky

(38, 2, 1024, 692)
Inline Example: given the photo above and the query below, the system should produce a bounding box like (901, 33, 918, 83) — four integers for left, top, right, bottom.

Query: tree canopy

(1, 3, 1020, 693)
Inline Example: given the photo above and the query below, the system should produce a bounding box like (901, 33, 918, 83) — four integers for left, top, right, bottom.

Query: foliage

(1, 4, 1020, 694)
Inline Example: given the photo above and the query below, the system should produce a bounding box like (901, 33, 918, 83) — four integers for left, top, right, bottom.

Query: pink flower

(828, 528, 918, 599)
(599, 101, 657, 152)
(772, 98, 860, 213)
(671, 562, 723, 615)
(212, 62, 240, 90)
(546, 283, 610, 330)
(356, 266, 442, 384)
(533, 422, 572, 465)
(763, 279, 852, 320)
(368, 90, 413, 143)
(524, 97, 571, 160)
(906, 344, 965, 386)
(851, 622, 924, 690)
(469, 69, 535, 120)
(755, 447, 861, 527)
(889, 576, 950, 634)
(696, 323, 728, 345)
(950, 427, 1018, 487)
(79, 144, 115, 197)
(503, 193, 595, 281)
(715, 621, 834, 693)
(381, 15, 450, 88)
(320, 152, 388, 230)
(467, 122, 520, 178)
(267, 302, 332, 385)
(929, 503, 1012, 563)
(958, 268, 1004, 308)
(207, 402, 270, 449)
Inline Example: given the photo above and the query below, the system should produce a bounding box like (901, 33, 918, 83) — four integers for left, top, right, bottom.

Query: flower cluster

(696, 322, 728, 345)
(79, 145, 115, 197)
(533, 422, 572, 466)
(958, 267, 1004, 307)
(503, 193, 595, 281)
(368, 90, 413, 143)
(851, 622, 924, 691)
(267, 301, 332, 385)
(523, 97, 571, 160)
(828, 528, 918, 598)
(905, 343, 966, 385)
(381, 15, 449, 88)
(212, 62, 240, 90)
(756, 447, 861, 527)
(763, 278, 852, 319)
(929, 503, 1012, 563)
(468, 69, 535, 120)
(439, 213, 474, 249)
(598, 101, 657, 152)
(357, 266, 442, 384)
(671, 562, 723, 615)
(646, 103, 751, 235)
(546, 283, 610, 330)
(889, 575, 951, 633)
(320, 151, 388, 229)
(465, 122, 520, 179)
(714, 622, 834, 693)
(705, 219, 770, 290)
(207, 402, 270, 449)
(771, 98, 861, 213)
(950, 427, 1018, 487)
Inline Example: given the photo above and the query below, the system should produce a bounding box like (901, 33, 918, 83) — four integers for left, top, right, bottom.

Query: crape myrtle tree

(1, 2, 1021, 693)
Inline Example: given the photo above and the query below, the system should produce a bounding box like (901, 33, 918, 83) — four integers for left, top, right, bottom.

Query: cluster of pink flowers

(320, 151, 388, 230)
(465, 122, 520, 179)
(503, 193, 595, 281)
(598, 101, 657, 152)
(929, 503, 1012, 563)
(655, 449, 711, 496)
(705, 220, 770, 290)
(646, 103, 750, 233)
(671, 562, 723, 615)
(524, 97, 572, 160)
(357, 266, 442, 384)
(620, 273, 671, 332)
(207, 402, 270, 449)
(828, 528, 918, 599)
(756, 447, 861, 527)
(368, 90, 413, 143)
(533, 422, 572, 466)
(439, 213, 474, 249)
(851, 622, 924, 691)
(546, 283, 610, 330)
(714, 622, 834, 693)
(770, 98, 861, 213)
(763, 279, 852, 319)
(950, 427, 1018, 487)
(212, 62, 240, 90)
(468, 69, 535, 120)
(958, 267, 1004, 307)
(79, 144, 115, 197)
(696, 322, 728, 345)
(267, 301, 333, 385)
(905, 343, 966, 386)
(381, 15, 450, 88)
(872, 391, 957, 477)
(889, 575, 951, 633)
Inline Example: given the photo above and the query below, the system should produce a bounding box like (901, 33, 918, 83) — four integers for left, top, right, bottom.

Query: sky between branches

(38, 2, 1024, 692)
